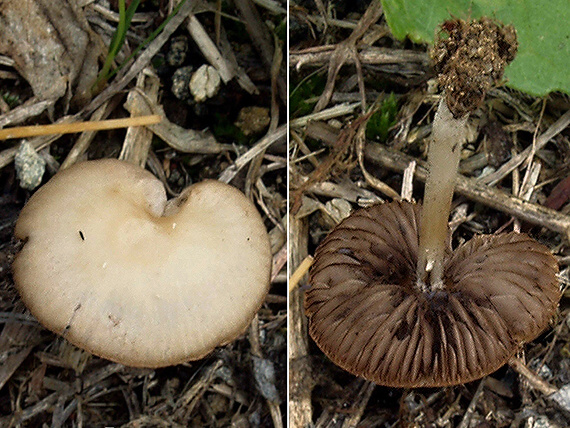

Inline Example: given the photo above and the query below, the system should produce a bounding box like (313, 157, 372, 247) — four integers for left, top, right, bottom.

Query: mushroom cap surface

(13, 159, 272, 368)
(305, 201, 560, 387)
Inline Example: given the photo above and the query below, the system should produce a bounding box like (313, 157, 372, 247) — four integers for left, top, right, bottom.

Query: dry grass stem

(0, 115, 161, 140)
(288, 216, 313, 427)
(457, 379, 486, 428)
(288, 255, 314, 293)
(290, 46, 428, 70)
(60, 100, 116, 170)
(290, 102, 360, 128)
(508, 357, 557, 395)
(356, 114, 401, 200)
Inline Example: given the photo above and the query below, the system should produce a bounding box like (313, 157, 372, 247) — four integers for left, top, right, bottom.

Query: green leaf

(366, 94, 399, 143)
(381, 0, 570, 96)
(110, 0, 190, 80)
(290, 73, 326, 118)
(212, 113, 247, 145)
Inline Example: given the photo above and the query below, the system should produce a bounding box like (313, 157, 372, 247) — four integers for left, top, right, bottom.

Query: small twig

(401, 160, 417, 201)
(307, 181, 382, 205)
(217, 26, 258, 94)
(514, 161, 541, 232)
(0, 99, 55, 129)
(244, 32, 282, 198)
(186, 14, 234, 83)
(481, 108, 570, 186)
(254, 178, 283, 229)
(356, 112, 401, 200)
(89, 3, 154, 23)
(365, 143, 570, 240)
(525, 98, 547, 172)
(251, 0, 286, 14)
(290, 131, 322, 168)
(218, 125, 286, 183)
(508, 356, 557, 395)
(304, 13, 382, 31)
(341, 381, 376, 428)
(172, 359, 224, 419)
(289, 215, 313, 427)
(457, 378, 486, 428)
(290, 46, 428, 71)
(291, 114, 365, 214)
(313, 0, 384, 112)
(434, 395, 462, 427)
(119, 69, 160, 167)
(234, 0, 286, 103)
(290, 102, 360, 128)
(0, 54, 14, 67)
(124, 88, 228, 155)
(249, 316, 283, 428)
(271, 243, 287, 283)
(60, 99, 117, 170)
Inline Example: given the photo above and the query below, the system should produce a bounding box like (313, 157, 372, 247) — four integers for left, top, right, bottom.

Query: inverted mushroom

(305, 201, 560, 387)
(13, 159, 272, 368)
(305, 18, 560, 388)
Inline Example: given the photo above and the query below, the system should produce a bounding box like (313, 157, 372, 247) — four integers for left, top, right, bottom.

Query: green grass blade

(93, 0, 142, 93)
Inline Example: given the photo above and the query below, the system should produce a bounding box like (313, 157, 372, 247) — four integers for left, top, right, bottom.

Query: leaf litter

(290, 1, 570, 426)
(0, 0, 286, 426)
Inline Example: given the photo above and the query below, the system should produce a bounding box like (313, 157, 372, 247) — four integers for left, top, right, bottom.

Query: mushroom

(305, 201, 560, 387)
(304, 18, 560, 387)
(13, 159, 272, 368)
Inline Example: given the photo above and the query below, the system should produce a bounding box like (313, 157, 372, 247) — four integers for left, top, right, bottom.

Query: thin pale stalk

(417, 98, 468, 290)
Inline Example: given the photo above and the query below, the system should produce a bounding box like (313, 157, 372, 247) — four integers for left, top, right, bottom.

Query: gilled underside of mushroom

(305, 201, 560, 388)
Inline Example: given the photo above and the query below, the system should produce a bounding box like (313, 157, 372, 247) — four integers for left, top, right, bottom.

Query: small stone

(320, 198, 352, 228)
(171, 66, 194, 101)
(550, 384, 570, 414)
(166, 35, 189, 67)
(529, 357, 553, 381)
(326, 199, 352, 223)
(252, 356, 279, 402)
(207, 393, 229, 415)
(14, 141, 46, 190)
(524, 414, 558, 428)
(190, 65, 221, 102)
(235, 107, 270, 136)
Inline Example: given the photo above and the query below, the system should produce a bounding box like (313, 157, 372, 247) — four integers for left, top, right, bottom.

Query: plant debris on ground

(289, 1, 570, 427)
(0, 0, 286, 426)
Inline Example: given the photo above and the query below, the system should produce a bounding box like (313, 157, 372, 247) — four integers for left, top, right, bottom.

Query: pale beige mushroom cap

(13, 159, 272, 368)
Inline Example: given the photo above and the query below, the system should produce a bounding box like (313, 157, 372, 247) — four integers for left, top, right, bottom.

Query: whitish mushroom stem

(417, 97, 468, 290)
